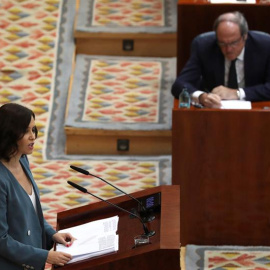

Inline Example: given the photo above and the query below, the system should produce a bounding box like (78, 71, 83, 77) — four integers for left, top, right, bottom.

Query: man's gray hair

(213, 11, 249, 36)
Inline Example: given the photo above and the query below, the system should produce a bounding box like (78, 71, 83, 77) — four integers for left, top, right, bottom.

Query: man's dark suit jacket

(171, 31, 270, 102)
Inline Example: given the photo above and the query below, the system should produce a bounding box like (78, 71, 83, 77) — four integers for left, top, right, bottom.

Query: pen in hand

(194, 104, 204, 109)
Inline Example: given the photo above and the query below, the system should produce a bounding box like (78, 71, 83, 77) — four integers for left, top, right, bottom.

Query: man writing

(171, 11, 270, 108)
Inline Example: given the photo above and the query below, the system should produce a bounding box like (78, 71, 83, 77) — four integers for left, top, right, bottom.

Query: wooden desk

(177, 0, 270, 73)
(172, 102, 270, 245)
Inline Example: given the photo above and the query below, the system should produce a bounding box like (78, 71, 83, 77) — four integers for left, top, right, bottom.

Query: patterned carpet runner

(0, 0, 172, 231)
(66, 54, 175, 130)
(185, 245, 270, 270)
(76, 0, 177, 33)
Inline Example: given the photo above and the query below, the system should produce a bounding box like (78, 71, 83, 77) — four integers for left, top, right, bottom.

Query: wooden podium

(172, 101, 270, 246)
(53, 185, 180, 270)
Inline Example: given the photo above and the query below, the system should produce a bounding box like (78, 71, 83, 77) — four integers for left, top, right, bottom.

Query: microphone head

(67, 181, 88, 193)
(70, 165, 90, 175)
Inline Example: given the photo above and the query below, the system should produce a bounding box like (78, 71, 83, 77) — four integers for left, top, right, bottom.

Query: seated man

(171, 11, 270, 108)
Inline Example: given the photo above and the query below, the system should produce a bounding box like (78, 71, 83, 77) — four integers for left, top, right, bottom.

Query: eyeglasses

(217, 36, 243, 48)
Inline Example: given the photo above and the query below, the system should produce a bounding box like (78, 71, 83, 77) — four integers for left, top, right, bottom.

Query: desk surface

(173, 99, 270, 110)
(178, 0, 268, 4)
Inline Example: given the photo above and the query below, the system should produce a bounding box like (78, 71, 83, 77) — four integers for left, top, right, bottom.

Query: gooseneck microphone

(70, 165, 155, 222)
(67, 181, 155, 237)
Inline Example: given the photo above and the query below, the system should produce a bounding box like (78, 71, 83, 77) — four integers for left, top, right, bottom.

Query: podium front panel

(54, 185, 180, 270)
(172, 103, 270, 245)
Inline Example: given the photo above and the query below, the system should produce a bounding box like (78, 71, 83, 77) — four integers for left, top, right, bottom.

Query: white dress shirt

(29, 185, 37, 213)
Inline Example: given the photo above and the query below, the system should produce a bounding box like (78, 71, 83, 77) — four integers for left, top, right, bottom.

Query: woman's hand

(47, 250, 72, 266)
(52, 232, 76, 247)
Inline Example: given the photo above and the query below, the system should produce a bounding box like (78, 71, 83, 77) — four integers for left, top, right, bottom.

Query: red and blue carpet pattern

(76, 0, 177, 33)
(185, 245, 270, 270)
(65, 54, 175, 130)
(0, 0, 171, 233)
(92, 0, 167, 27)
(80, 58, 166, 123)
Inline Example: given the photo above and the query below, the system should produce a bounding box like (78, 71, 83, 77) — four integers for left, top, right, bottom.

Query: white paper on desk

(221, 100, 252, 109)
(56, 215, 119, 264)
(210, 0, 255, 3)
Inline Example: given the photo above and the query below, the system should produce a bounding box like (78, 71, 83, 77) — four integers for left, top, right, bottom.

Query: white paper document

(221, 100, 252, 109)
(56, 216, 119, 264)
(210, 0, 255, 3)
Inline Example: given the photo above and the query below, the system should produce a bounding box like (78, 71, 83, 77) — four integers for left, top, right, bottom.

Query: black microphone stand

(70, 165, 155, 223)
(67, 181, 155, 237)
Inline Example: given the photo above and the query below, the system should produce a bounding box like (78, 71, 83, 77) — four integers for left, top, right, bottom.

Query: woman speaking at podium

(0, 103, 76, 270)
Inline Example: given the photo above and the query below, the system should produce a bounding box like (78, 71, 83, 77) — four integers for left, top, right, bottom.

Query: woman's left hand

(53, 232, 76, 247)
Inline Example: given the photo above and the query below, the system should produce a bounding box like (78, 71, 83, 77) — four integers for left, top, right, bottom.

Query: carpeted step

(65, 54, 175, 155)
(74, 0, 177, 57)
